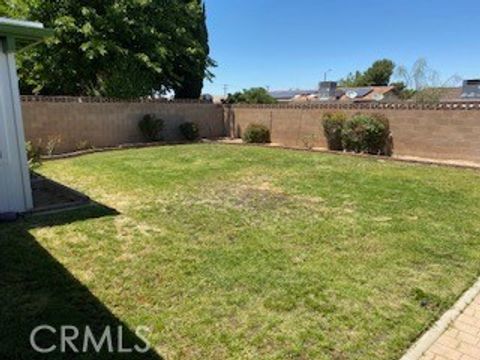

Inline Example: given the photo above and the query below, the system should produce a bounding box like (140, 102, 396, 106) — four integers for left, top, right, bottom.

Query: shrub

(76, 140, 93, 151)
(242, 124, 271, 144)
(342, 113, 392, 155)
(138, 114, 164, 141)
(26, 141, 42, 169)
(45, 134, 62, 156)
(179, 122, 200, 141)
(369, 113, 393, 156)
(301, 134, 316, 150)
(322, 112, 347, 151)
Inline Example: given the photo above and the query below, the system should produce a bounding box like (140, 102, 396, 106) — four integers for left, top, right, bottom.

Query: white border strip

(401, 278, 480, 360)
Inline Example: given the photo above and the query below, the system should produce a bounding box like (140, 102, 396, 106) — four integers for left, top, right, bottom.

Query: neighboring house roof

(270, 86, 396, 102)
(411, 87, 462, 102)
(437, 87, 463, 100)
(413, 87, 480, 102)
(272, 85, 480, 103)
(269, 89, 317, 100)
(339, 86, 396, 102)
(339, 87, 374, 99)
(270, 89, 317, 100)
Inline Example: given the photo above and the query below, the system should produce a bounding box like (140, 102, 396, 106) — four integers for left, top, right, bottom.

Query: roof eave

(0, 24, 53, 51)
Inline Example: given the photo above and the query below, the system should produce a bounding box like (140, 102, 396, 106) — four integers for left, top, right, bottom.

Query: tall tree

(362, 59, 395, 86)
(396, 58, 462, 103)
(339, 71, 364, 87)
(173, 0, 214, 99)
(2, 0, 214, 98)
(340, 59, 395, 87)
(225, 88, 277, 104)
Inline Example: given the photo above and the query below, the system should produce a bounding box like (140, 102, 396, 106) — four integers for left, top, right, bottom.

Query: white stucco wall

(0, 40, 33, 213)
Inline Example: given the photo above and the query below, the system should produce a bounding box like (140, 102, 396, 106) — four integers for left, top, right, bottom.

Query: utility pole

(324, 69, 333, 82)
(223, 84, 229, 97)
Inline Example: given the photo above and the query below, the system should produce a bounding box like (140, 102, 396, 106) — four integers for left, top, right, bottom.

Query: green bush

(370, 113, 393, 156)
(26, 141, 42, 169)
(322, 112, 347, 151)
(242, 124, 271, 144)
(179, 122, 200, 141)
(342, 113, 392, 155)
(138, 114, 164, 141)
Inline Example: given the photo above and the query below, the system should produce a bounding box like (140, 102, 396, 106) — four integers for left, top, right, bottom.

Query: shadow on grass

(0, 205, 164, 359)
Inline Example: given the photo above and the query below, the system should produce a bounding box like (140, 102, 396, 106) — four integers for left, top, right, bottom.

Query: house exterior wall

(0, 44, 32, 213)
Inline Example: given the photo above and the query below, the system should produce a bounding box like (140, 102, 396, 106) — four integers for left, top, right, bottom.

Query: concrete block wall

(22, 98, 225, 153)
(224, 104, 480, 163)
(21, 97, 480, 163)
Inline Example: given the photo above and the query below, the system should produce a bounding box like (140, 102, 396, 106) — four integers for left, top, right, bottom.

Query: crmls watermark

(30, 325, 152, 354)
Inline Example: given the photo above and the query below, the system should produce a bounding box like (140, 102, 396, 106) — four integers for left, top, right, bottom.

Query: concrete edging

(400, 278, 480, 360)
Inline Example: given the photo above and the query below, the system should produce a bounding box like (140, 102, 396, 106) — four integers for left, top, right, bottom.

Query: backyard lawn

(2, 144, 480, 359)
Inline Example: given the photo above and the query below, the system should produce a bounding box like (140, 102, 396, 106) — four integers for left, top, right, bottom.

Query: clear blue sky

(203, 0, 480, 95)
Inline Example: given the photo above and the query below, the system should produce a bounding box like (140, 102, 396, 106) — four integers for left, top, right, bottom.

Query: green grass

(2, 144, 480, 359)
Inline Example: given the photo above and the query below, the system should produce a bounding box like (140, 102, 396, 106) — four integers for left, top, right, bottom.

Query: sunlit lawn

(2, 144, 480, 359)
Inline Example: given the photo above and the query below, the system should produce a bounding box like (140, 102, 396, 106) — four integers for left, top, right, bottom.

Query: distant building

(336, 86, 397, 102)
(461, 80, 480, 100)
(413, 80, 480, 102)
(268, 89, 318, 102)
(212, 95, 227, 104)
(269, 82, 398, 102)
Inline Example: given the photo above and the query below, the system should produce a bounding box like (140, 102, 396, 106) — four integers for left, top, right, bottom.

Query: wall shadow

(0, 205, 164, 359)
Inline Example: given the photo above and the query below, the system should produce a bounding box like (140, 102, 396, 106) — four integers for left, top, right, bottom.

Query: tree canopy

(340, 59, 395, 87)
(2, 0, 214, 98)
(396, 58, 462, 103)
(173, 0, 214, 99)
(225, 88, 277, 104)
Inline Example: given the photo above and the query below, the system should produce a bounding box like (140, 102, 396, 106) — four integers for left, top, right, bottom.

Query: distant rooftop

(270, 85, 396, 102)
(269, 89, 318, 100)
(271, 79, 480, 102)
